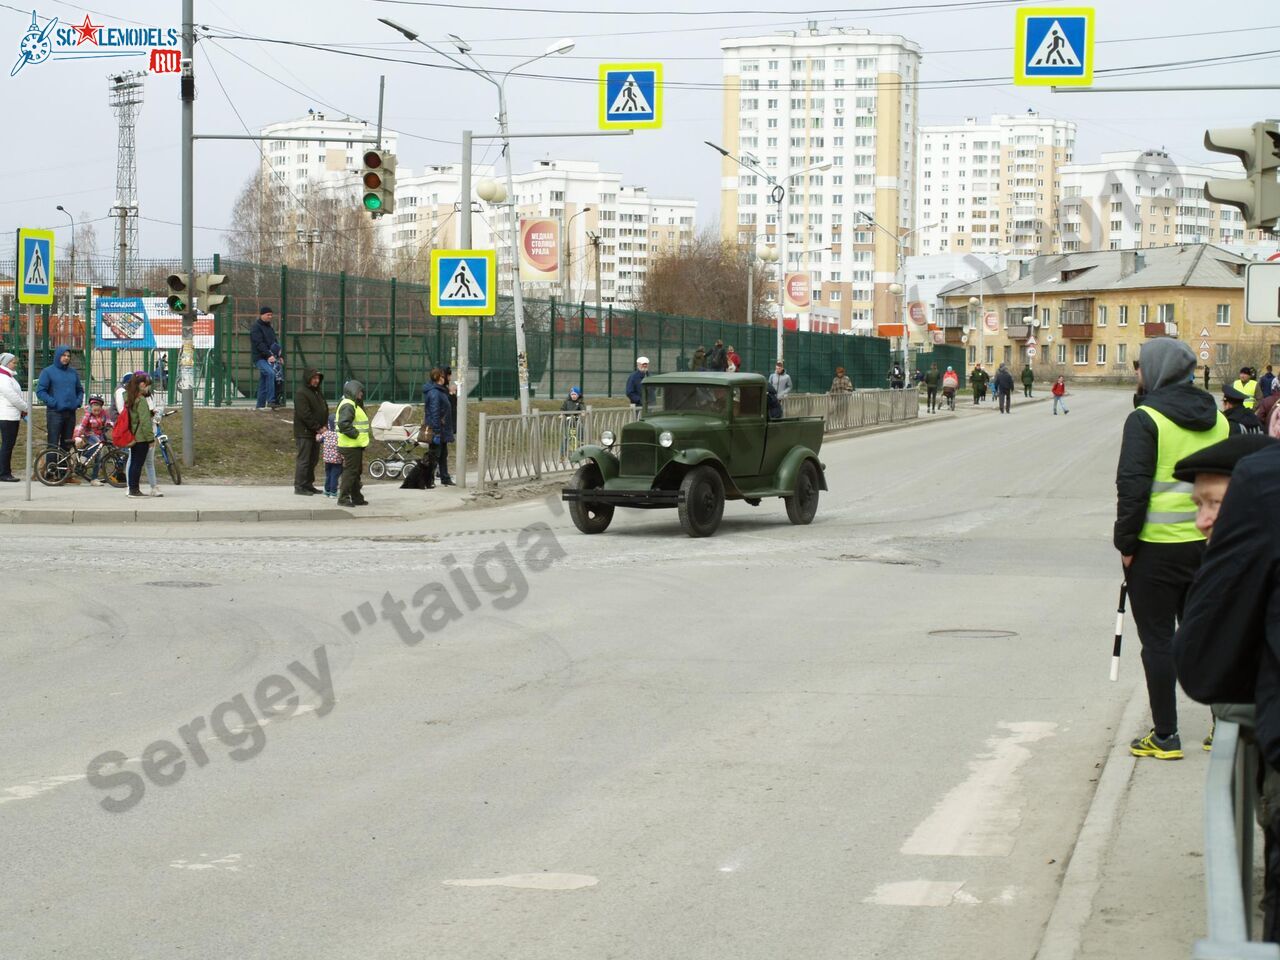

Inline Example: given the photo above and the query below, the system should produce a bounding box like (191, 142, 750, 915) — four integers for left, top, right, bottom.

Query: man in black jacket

(1117, 337, 1228, 760)
(250, 307, 278, 410)
(1223, 383, 1264, 435)
(293, 368, 328, 495)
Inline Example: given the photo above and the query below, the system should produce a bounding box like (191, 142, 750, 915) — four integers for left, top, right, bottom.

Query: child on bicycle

(74, 396, 111, 485)
(319, 414, 342, 498)
(561, 386, 584, 457)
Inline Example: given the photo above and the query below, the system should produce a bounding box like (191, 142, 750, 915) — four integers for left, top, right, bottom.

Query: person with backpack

(119, 373, 156, 499)
(1052, 376, 1069, 415)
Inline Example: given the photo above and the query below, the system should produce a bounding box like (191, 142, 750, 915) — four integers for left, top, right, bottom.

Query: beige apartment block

(940, 244, 1278, 382)
(720, 26, 921, 332)
(918, 111, 1076, 260)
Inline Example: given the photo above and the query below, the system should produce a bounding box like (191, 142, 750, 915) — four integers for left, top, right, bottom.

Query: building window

(1157, 303, 1175, 323)
(1097, 343, 1107, 365)
(968, 345, 976, 363)
(1057, 344, 1068, 364)
(1096, 305, 1107, 327)
(1217, 303, 1231, 325)
(985, 346, 994, 364)
(1074, 344, 1088, 365)
(1117, 343, 1127, 365)
(1217, 343, 1231, 365)
(1140, 304, 1149, 324)
(1118, 305, 1128, 326)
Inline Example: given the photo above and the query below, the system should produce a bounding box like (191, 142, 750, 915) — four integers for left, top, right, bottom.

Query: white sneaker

(148, 488, 164, 497)
(90, 479, 103, 487)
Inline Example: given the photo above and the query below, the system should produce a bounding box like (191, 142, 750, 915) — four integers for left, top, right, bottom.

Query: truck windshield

(644, 383, 729, 415)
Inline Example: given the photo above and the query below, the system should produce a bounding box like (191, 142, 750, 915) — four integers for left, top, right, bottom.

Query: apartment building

(916, 111, 1076, 258)
(939, 244, 1274, 381)
(720, 25, 921, 332)
(259, 111, 397, 201)
(1057, 149, 1275, 253)
(386, 160, 695, 308)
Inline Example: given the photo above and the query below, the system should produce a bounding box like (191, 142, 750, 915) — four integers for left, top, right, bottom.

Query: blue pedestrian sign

(16, 227, 54, 305)
(1014, 7, 1093, 87)
(599, 62, 662, 130)
(431, 249, 496, 316)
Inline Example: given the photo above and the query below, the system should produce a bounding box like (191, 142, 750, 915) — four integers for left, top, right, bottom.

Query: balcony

(1144, 322, 1174, 338)
(1062, 324, 1093, 340)
(1006, 324, 1032, 340)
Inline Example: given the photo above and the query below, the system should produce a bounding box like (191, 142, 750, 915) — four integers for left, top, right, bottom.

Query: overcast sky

(3, 0, 1277, 262)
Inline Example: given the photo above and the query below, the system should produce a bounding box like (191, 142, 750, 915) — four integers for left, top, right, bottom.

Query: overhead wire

(370, 0, 1022, 15)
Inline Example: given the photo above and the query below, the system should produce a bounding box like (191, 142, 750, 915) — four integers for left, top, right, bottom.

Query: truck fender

(570, 445, 620, 484)
(776, 446, 827, 493)
(659, 449, 737, 494)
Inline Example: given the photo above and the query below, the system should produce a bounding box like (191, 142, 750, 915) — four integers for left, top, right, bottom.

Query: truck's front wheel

(785, 460, 820, 525)
(568, 462, 614, 534)
(678, 466, 725, 537)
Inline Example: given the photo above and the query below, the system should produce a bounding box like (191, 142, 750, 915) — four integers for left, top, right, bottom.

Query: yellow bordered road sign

(431, 249, 496, 316)
(1015, 7, 1094, 87)
(17, 227, 55, 305)
(599, 63, 662, 130)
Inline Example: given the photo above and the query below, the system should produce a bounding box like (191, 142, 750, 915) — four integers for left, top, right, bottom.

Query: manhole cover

(928, 629, 1020, 640)
(143, 580, 214, 589)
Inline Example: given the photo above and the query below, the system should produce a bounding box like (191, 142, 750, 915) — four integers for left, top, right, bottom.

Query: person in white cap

(626, 356, 650, 407)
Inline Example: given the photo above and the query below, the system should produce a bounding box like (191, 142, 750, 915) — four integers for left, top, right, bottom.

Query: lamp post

(55, 205, 80, 396)
(857, 212, 939, 376)
(379, 18, 575, 417)
(564, 206, 592, 305)
(968, 294, 984, 368)
(704, 141, 829, 363)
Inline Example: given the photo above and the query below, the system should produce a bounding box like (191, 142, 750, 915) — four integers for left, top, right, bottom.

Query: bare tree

(640, 228, 772, 325)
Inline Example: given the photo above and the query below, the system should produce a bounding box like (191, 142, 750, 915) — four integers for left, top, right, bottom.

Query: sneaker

(148, 488, 164, 497)
(90, 479, 103, 487)
(0, 475, 17, 483)
(1130, 730, 1183, 760)
(126, 490, 146, 499)
(337, 497, 354, 507)
(440, 477, 456, 487)
(295, 487, 317, 496)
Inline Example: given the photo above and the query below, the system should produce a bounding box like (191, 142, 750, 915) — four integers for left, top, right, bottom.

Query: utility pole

(457, 130, 473, 489)
(746, 230, 756, 329)
(179, 0, 196, 467)
(588, 231, 602, 328)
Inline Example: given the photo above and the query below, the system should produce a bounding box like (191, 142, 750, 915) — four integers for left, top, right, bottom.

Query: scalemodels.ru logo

(10, 9, 181, 77)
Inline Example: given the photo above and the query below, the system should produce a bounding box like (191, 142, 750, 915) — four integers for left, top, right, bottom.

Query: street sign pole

(180, 0, 196, 467)
(24, 302, 34, 502)
(458, 129, 472, 489)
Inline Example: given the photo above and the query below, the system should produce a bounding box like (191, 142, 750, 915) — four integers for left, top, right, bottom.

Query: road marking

(443, 873, 598, 890)
(864, 880, 1021, 906)
(0, 774, 86, 804)
(171, 853, 243, 872)
(902, 720, 1057, 857)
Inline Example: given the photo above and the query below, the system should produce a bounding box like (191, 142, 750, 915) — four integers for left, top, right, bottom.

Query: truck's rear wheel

(568, 462, 614, 534)
(785, 460, 820, 525)
(678, 465, 725, 537)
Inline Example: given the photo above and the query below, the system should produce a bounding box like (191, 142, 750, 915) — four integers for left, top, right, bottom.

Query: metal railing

(782, 389, 919, 431)
(475, 389, 918, 491)
(1194, 719, 1280, 959)
(476, 405, 640, 492)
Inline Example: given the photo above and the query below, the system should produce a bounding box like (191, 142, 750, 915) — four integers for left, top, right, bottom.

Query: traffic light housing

(361, 149, 397, 216)
(1204, 121, 1280, 230)
(195, 272, 228, 312)
(165, 272, 190, 313)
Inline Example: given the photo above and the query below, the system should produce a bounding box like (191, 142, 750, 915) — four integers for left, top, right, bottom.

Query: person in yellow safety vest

(1115, 337, 1229, 761)
(1232, 366, 1261, 411)
(336, 380, 370, 507)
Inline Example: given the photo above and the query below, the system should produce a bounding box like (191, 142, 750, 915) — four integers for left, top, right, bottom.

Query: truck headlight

(601, 430, 616, 447)
(658, 431, 674, 448)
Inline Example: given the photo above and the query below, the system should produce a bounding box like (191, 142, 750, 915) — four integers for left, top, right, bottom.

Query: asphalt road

(3, 390, 1138, 960)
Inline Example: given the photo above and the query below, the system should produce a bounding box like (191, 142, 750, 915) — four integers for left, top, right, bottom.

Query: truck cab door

(728, 385, 766, 478)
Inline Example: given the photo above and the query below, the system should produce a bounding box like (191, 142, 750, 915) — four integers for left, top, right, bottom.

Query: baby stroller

(367, 402, 430, 479)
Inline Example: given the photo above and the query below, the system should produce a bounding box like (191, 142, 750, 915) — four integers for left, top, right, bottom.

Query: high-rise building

(916, 111, 1076, 258)
(259, 111, 397, 202)
(1057, 149, 1272, 253)
(386, 160, 696, 308)
(720, 26, 921, 331)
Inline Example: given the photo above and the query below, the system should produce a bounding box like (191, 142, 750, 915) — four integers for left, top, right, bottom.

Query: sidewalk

(0, 477, 476, 525)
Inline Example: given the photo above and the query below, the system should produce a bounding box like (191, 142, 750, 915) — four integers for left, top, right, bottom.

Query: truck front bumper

(561, 487, 684, 509)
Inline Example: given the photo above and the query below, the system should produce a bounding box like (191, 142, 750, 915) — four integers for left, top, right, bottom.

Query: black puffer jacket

(293, 367, 328, 438)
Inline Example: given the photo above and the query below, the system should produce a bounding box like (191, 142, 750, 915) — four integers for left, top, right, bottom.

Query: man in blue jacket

(36, 345, 84, 455)
(626, 356, 650, 407)
(250, 306, 279, 409)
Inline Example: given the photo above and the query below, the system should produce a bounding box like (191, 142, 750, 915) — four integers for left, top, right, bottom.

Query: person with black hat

(1173, 434, 1280, 941)
(1223, 383, 1264, 435)
(250, 307, 279, 410)
(1116, 337, 1229, 761)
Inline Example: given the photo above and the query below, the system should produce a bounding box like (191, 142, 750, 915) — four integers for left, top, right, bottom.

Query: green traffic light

(167, 295, 187, 312)
(363, 193, 383, 211)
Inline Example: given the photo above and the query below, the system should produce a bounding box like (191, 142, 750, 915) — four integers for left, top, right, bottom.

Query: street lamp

(858, 211, 939, 374)
(55, 204, 74, 313)
(704, 141, 829, 363)
(564, 205, 592, 305)
(379, 18, 575, 417)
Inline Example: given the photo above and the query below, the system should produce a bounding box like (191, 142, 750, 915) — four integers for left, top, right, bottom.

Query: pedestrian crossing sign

(1014, 7, 1093, 87)
(16, 227, 55, 305)
(431, 249, 496, 316)
(599, 63, 662, 130)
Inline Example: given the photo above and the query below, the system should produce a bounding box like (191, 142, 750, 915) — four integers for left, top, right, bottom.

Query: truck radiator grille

(620, 444, 655, 476)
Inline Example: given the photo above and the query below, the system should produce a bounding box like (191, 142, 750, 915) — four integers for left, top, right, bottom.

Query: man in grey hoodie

(1116, 337, 1229, 761)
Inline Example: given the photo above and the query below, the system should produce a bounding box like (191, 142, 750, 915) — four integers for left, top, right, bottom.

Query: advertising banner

(783, 273, 811, 312)
(519, 219, 560, 283)
(95, 297, 215, 350)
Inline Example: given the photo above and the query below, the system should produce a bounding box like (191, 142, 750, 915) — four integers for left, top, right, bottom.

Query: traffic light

(165, 272, 190, 313)
(195, 273, 228, 312)
(360, 149, 397, 216)
(1204, 121, 1280, 229)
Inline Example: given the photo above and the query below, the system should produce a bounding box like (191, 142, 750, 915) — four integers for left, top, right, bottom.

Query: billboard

(95, 297, 215, 350)
(783, 273, 811, 312)
(519, 219, 560, 283)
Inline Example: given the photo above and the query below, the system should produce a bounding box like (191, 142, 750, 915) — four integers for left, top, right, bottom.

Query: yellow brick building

(940, 244, 1278, 383)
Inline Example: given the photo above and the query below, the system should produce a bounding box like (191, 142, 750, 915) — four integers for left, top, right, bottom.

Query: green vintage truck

(562, 372, 827, 537)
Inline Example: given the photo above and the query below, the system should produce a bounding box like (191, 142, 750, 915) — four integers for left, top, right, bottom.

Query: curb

(0, 506, 355, 525)
(1033, 682, 1147, 960)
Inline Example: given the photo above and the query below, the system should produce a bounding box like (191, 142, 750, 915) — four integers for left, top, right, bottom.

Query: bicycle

(152, 411, 182, 485)
(36, 435, 128, 488)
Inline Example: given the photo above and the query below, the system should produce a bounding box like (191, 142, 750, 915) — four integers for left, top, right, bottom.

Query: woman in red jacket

(1052, 376, 1069, 415)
